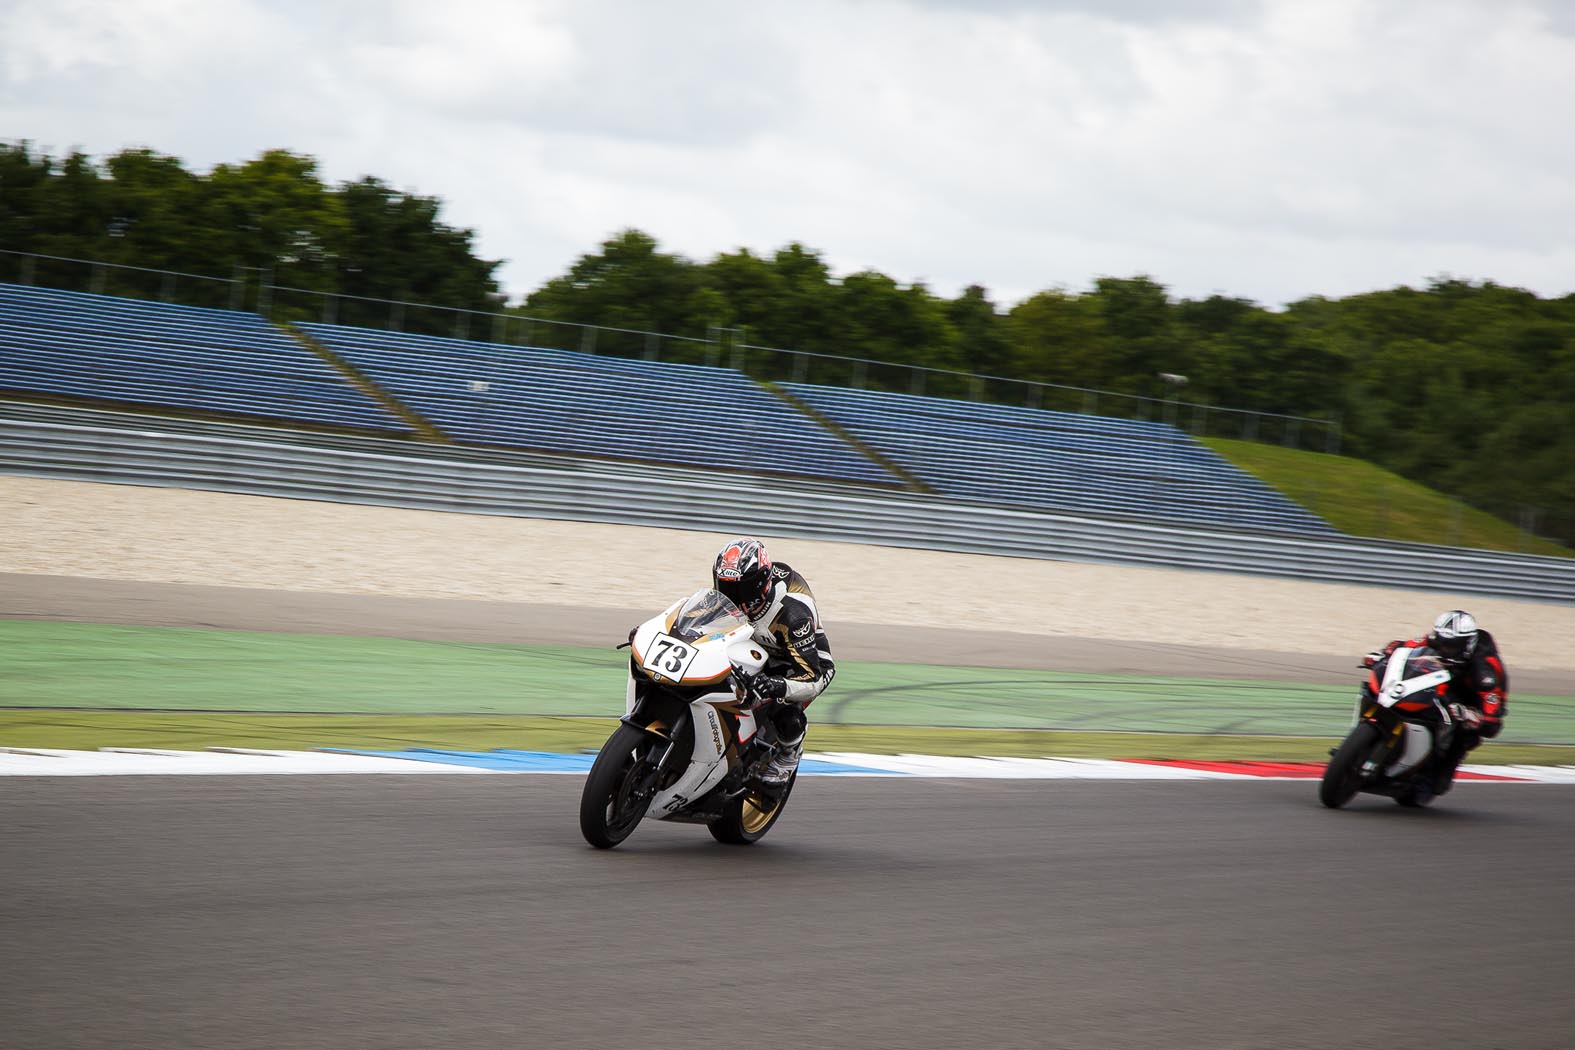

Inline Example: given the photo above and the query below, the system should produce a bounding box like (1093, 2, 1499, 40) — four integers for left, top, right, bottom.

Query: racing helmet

(1426, 609, 1479, 666)
(712, 537, 775, 621)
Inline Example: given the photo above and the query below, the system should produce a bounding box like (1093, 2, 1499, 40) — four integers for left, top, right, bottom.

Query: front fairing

(630, 589, 753, 691)
(1355, 648, 1453, 725)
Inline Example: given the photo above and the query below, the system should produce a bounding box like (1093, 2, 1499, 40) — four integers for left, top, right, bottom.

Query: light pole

(1157, 372, 1188, 428)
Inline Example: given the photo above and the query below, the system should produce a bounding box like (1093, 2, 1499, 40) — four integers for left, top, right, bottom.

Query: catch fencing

(0, 407, 1569, 602)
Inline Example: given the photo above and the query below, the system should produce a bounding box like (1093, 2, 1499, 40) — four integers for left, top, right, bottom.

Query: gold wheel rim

(740, 794, 779, 834)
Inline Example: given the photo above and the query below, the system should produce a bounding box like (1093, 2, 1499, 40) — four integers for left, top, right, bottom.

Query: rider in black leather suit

(711, 537, 835, 786)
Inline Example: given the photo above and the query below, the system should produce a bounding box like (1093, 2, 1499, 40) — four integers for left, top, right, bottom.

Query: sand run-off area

(4, 474, 1572, 673)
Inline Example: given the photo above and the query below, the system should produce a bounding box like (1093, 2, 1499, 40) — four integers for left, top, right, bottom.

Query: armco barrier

(0, 411, 1569, 602)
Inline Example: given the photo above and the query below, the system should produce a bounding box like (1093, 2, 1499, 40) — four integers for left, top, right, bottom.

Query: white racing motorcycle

(579, 589, 799, 849)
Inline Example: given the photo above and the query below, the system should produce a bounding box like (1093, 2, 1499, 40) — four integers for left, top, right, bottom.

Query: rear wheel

(579, 723, 659, 849)
(709, 773, 797, 845)
(1320, 722, 1382, 809)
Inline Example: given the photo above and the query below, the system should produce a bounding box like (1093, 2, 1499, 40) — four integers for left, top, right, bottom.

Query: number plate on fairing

(641, 632, 701, 684)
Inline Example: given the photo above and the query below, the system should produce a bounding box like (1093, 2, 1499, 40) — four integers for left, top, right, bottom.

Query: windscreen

(668, 588, 748, 642)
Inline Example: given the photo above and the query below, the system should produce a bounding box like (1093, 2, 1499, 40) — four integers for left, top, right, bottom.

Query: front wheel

(709, 773, 797, 845)
(580, 723, 659, 849)
(1320, 722, 1381, 809)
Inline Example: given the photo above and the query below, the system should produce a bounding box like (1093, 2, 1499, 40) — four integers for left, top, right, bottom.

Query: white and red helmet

(712, 538, 774, 620)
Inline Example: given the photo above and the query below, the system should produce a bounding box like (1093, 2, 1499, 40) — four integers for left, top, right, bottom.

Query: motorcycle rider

(710, 537, 834, 788)
(1362, 610, 1508, 798)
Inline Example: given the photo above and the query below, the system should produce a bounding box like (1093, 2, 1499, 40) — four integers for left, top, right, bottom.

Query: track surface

(4, 776, 1572, 1050)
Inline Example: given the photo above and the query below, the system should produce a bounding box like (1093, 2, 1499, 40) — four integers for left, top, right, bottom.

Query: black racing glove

(734, 670, 788, 709)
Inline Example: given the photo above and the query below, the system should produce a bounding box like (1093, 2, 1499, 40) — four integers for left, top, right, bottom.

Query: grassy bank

(1203, 437, 1571, 557)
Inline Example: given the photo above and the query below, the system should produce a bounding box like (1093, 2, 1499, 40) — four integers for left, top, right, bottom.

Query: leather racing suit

(742, 561, 834, 783)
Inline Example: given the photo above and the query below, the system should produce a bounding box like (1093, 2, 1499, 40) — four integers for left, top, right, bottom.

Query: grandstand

(0, 283, 404, 433)
(781, 382, 1338, 535)
(295, 322, 900, 485)
(0, 279, 1338, 534)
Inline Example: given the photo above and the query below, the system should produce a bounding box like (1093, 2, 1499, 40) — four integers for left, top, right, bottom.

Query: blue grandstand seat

(0, 284, 406, 432)
(780, 382, 1338, 536)
(296, 323, 899, 485)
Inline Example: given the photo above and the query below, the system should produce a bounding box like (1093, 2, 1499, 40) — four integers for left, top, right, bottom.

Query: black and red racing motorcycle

(1320, 645, 1466, 809)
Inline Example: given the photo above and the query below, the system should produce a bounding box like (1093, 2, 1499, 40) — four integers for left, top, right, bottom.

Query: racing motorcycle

(1319, 645, 1462, 809)
(579, 588, 799, 849)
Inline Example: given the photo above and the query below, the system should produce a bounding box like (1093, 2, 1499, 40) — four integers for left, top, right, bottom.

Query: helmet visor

(715, 574, 770, 618)
(1432, 633, 1472, 664)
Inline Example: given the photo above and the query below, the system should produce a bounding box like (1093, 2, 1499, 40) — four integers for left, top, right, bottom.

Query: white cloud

(3, 0, 1573, 309)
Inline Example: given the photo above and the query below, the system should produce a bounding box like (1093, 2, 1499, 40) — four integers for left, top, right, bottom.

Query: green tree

(522, 228, 703, 337)
(334, 177, 502, 330)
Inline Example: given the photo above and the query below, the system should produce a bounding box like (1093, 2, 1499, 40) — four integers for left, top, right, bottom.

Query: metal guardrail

(1, 411, 1569, 602)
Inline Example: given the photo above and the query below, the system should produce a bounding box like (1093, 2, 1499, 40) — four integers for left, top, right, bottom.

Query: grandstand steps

(764, 381, 933, 495)
(284, 324, 450, 444)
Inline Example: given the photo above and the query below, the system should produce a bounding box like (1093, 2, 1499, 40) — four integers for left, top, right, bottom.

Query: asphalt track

(4, 574, 1573, 1048)
(3, 775, 1573, 1050)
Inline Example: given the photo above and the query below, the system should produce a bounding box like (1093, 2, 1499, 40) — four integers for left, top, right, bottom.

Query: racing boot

(760, 739, 803, 787)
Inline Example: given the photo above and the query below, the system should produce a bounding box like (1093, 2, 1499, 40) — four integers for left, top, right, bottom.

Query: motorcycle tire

(1319, 722, 1381, 809)
(580, 723, 658, 849)
(708, 773, 797, 845)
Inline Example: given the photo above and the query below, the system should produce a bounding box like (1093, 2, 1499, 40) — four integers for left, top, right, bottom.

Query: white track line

(2, 748, 1574, 780)
(0, 748, 493, 776)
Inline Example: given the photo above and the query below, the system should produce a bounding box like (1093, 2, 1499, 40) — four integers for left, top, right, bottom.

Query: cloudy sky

(4, 0, 1574, 308)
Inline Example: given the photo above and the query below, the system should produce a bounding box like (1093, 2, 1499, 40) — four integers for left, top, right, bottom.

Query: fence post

(19, 255, 35, 285)
(160, 272, 176, 302)
(390, 301, 403, 332)
(1327, 413, 1342, 455)
(645, 331, 659, 361)
(581, 325, 597, 355)
(257, 268, 273, 316)
(793, 352, 808, 385)
(852, 360, 867, 389)
(90, 263, 106, 296)
(911, 369, 926, 397)
(1083, 391, 1097, 416)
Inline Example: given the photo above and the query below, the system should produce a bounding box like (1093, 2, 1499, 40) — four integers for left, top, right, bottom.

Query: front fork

(621, 683, 693, 791)
(1355, 699, 1448, 785)
(1360, 716, 1404, 781)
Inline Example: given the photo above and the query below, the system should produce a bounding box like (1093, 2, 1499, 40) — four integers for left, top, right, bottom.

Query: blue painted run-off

(332, 748, 902, 775)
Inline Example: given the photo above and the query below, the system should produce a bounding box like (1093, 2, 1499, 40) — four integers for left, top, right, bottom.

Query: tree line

(0, 143, 503, 320)
(3, 143, 1572, 544)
